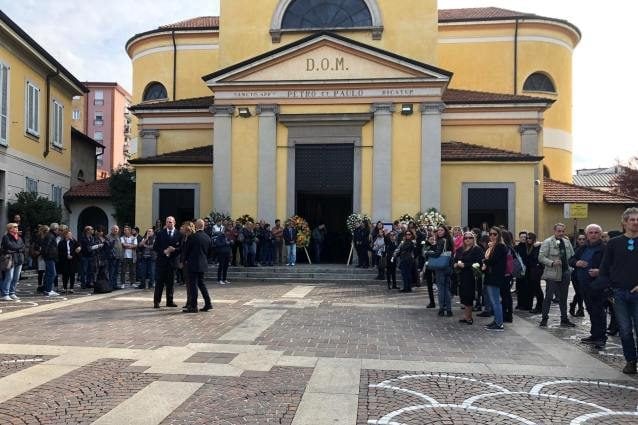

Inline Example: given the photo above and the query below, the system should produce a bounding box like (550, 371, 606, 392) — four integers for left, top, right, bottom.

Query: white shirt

(120, 235, 137, 259)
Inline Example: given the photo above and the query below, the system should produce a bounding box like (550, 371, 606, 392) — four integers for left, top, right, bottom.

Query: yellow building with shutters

(126, 1, 635, 259)
(0, 11, 88, 226)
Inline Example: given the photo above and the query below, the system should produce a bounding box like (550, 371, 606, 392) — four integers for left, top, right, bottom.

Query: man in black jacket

(152, 216, 181, 308)
(569, 224, 606, 347)
(182, 219, 213, 313)
(599, 208, 638, 374)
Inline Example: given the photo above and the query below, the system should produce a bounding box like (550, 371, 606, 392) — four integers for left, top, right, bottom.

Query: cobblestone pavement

(360, 370, 638, 424)
(0, 276, 637, 424)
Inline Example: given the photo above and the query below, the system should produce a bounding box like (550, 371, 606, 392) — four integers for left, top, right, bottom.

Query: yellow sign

(564, 203, 589, 219)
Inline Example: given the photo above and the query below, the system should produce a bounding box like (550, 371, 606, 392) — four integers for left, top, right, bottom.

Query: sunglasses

(489, 232, 498, 236)
(629, 239, 635, 252)
(464, 236, 475, 240)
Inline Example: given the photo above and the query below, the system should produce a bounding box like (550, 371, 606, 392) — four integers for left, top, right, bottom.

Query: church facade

(127, 1, 627, 239)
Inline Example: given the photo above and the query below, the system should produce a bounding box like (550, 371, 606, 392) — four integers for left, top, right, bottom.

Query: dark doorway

(467, 188, 509, 229)
(159, 189, 195, 226)
(77, 206, 108, 236)
(295, 144, 354, 263)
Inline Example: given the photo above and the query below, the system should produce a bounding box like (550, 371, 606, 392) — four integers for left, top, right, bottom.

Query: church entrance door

(295, 144, 354, 263)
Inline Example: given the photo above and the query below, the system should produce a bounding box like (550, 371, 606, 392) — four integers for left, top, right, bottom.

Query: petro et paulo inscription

(216, 87, 438, 101)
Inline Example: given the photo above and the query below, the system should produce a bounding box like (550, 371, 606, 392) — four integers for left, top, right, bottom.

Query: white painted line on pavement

(218, 309, 287, 341)
(91, 381, 203, 425)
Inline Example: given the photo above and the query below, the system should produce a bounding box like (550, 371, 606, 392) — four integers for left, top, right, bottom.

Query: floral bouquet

(346, 213, 370, 234)
(396, 213, 415, 225)
(415, 208, 447, 228)
(209, 210, 231, 224)
(235, 214, 255, 225)
(472, 262, 483, 281)
(288, 215, 311, 248)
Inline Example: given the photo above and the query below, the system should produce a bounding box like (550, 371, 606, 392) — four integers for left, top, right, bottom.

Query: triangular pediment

(203, 32, 452, 85)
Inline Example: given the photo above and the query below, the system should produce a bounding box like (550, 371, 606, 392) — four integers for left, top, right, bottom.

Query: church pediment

(203, 32, 452, 86)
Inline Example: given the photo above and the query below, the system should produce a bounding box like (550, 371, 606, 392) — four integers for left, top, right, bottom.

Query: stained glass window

(523, 72, 556, 93)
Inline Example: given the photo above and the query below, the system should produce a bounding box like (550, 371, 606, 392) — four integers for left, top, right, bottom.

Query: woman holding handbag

(372, 230, 386, 280)
(430, 226, 454, 316)
(1, 223, 26, 301)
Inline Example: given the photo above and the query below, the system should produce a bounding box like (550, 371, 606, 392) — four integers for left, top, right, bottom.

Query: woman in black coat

(453, 232, 484, 324)
(57, 230, 81, 294)
(384, 232, 398, 289)
(525, 232, 544, 314)
(482, 227, 508, 330)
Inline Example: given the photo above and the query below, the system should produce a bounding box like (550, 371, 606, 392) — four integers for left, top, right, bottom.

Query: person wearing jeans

(538, 223, 576, 328)
(432, 226, 454, 316)
(482, 227, 507, 331)
(41, 226, 60, 297)
(1, 223, 26, 301)
(106, 226, 122, 290)
(283, 222, 297, 266)
(599, 207, 638, 374)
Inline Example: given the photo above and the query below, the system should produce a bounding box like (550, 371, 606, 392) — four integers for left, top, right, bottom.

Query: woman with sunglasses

(392, 230, 416, 293)
(432, 226, 454, 316)
(453, 232, 484, 324)
(482, 227, 508, 331)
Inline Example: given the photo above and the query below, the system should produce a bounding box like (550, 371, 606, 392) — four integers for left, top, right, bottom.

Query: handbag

(1, 253, 13, 271)
(427, 240, 452, 270)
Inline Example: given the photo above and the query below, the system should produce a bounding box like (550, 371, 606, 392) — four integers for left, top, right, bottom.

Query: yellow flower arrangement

(288, 215, 311, 248)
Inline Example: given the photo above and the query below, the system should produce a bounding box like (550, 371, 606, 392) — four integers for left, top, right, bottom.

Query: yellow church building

(126, 1, 636, 250)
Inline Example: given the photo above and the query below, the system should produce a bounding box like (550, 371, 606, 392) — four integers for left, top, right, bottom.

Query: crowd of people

(1, 208, 637, 374)
(351, 208, 638, 374)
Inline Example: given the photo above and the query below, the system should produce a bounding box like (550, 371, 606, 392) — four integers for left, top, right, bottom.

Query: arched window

(142, 82, 168, 101)
(282, 0, 372, 29)
(523, 72, 556, 93)
(271, 0, 382, 42)
(543, 165, 551, 179)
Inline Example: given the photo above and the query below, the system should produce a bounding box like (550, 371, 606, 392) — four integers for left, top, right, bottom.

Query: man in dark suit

(153, 216, 181, 308)
(183, 219, 213, 313)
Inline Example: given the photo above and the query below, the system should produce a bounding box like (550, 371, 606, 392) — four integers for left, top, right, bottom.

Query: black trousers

(231, 242, 243, 266)
(424, 268, 435, 305)
(571, 275, 584, 308)
(529, 275, 544, 310)
(582, 284, 607, 341)
(386, 261, 396, 288)
(154, 264, 175, 305)
(516, 277, 532, 310)
(217, 252, 230, 281)
(355, 244, 369, 267)
(187, 271, 211, 309)
(500, 276, 513, 320)
(62, 271, 75, 290)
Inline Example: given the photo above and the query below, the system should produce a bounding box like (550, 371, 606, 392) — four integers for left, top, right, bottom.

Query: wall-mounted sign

(564, 203, 588, 219)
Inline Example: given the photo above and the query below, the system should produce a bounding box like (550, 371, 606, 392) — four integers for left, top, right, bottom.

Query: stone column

(210, 105, 235, 214)
(371, 103, 394, 222)
(257, 104, 279, 223)
(139, 129, 159, 158)
(420, 102, 445, 211)
(519, 124, 541, 156)
(520, 124, 542, 234)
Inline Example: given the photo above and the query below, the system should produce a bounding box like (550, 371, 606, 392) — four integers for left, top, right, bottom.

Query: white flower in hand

(472, 263, 480, 269)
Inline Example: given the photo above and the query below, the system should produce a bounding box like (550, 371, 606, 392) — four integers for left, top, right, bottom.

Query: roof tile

(443, 89, 552, 104)
(64, 178, 111, 200)
(442, 142, 542, 162)
(544, 179, 637, 204)
(159, 16, 219, 29)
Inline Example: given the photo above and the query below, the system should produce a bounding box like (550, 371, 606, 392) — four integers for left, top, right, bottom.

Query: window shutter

(0, 64, 8, 145)
(34, 86, 39, 133)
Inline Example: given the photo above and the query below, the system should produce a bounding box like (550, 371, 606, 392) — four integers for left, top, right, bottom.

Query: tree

(614, 157, 638, 200)
(7, 191, 62, 235)
(109, 165, 136, 226)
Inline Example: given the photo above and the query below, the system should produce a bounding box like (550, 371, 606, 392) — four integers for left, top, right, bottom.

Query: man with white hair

(569, 224, 606, 347)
